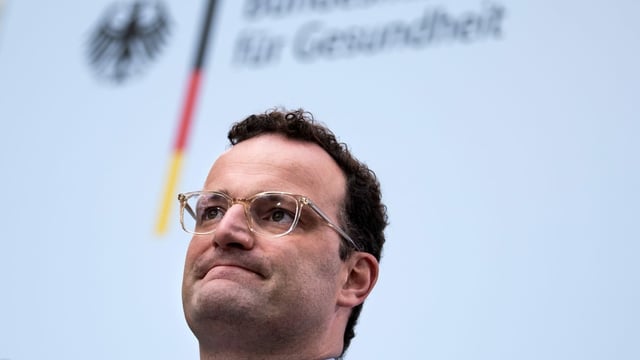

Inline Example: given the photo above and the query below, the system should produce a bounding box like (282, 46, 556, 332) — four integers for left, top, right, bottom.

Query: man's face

(182, 134, 350, 341)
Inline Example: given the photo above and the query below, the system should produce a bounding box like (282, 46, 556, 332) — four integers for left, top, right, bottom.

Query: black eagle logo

(88, 1, 171, 83)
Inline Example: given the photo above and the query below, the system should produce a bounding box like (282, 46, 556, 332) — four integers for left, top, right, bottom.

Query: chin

(188, 281, 262, 319)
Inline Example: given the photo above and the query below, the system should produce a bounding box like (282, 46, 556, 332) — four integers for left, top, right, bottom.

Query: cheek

(288, 254, 345, 312)
(182, 238, 210, 302)
(286, 241, 343, 287)
(183, 237, 208, 272)
(310, 233, 343, 271)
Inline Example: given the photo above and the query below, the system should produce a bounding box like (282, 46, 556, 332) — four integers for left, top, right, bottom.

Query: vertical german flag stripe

(156, 0, 218, 235)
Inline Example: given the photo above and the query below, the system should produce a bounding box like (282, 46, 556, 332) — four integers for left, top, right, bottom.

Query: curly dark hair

(227, 108, 388, 356)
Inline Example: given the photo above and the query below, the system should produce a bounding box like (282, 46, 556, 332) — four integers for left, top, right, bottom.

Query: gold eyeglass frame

(178, 191, 361, 251)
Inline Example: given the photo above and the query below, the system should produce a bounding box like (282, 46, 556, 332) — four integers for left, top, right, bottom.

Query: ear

(337, 252, 379, 308)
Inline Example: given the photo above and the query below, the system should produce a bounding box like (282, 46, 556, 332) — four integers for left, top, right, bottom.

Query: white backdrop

(1, 0, 638, 359)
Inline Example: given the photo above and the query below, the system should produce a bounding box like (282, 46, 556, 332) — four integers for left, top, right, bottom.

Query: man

(179, 109, 388, 359)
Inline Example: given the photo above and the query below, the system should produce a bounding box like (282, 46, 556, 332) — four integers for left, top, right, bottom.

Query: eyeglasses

(177, 191, 360, 250)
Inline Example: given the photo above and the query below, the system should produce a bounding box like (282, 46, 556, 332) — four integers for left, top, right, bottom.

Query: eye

(267, 208, 294, 224)
(199, 206, 226, 223)
(249, 194, 299, 233)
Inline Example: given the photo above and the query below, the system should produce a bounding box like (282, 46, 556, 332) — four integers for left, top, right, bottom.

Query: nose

(212, 203, 255, 250)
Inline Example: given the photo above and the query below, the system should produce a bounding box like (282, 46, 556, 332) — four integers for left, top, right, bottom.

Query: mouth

(196, 257, 267, 280)
(203, 263, 264, 281)
(191, 251, 269, 281)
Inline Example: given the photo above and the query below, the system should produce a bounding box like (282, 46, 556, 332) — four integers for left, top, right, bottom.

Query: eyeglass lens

(183, 193, 300, 236)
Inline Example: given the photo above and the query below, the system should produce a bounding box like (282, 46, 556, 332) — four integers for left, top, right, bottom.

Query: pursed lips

(197, 259, 267, 280)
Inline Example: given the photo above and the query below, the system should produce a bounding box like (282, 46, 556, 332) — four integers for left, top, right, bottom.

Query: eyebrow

(200, 188, 271, 199)
(201, 187, 230, 195)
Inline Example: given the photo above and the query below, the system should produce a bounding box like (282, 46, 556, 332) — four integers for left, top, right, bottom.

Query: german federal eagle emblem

(87, 1, 171, 83)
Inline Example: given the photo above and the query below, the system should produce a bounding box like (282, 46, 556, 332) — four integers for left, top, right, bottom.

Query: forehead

(204, 134, 346, 205)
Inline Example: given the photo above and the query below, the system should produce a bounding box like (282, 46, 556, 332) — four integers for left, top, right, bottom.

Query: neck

(199, 348, 339, 360)
(198, 340, 342, 360)
(195, 317, 345, 360)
